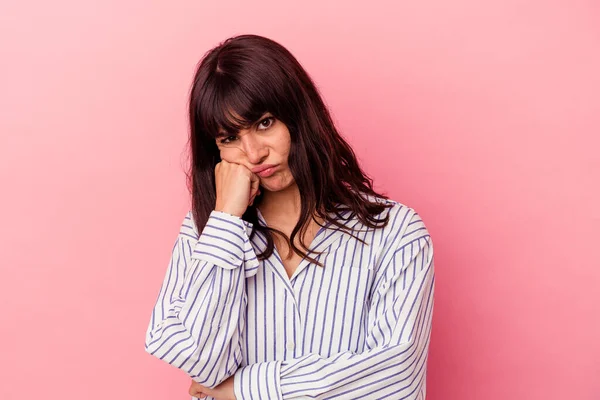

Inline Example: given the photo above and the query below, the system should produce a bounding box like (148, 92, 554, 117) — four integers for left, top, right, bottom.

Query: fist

(214, 160, 261, 218)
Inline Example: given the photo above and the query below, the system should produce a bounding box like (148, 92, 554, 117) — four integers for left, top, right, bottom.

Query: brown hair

(186, 34, 394, 266)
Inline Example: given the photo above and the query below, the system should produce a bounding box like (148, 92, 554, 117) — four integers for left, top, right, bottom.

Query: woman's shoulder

(360, 193, 431, 241)
(357, 192, 415, 217)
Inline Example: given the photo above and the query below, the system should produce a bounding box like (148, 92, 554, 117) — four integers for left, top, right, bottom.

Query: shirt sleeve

(144, 210, 259, 389)
(233, 211, 435, 400)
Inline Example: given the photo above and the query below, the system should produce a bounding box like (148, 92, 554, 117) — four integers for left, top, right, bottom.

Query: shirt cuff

(234, 361, 283, 400)
(191, 210, 259, 277)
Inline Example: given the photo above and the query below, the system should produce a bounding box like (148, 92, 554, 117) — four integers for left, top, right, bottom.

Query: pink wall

(1, 0, 598, 399)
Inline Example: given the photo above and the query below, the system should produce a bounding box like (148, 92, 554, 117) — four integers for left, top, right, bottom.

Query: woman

(144, 34, 435, 400)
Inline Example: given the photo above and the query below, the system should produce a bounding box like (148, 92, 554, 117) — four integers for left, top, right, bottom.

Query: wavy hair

(186, 34, 394, 267)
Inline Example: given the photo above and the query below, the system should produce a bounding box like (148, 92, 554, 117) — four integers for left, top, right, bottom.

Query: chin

(261, 176, 295, 192)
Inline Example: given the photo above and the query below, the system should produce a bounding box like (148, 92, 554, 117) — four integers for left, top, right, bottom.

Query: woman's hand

(188, 375, 236, 400)
(214, 160, 261, 218)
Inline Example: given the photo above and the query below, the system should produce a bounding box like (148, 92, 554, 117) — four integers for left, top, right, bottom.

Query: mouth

(255, 165, 278, 178)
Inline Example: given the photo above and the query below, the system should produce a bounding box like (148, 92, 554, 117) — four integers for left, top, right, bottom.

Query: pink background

(1, 0, 598, 399)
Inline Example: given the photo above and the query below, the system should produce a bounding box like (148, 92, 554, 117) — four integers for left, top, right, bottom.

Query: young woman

(145, 34, 435, 400)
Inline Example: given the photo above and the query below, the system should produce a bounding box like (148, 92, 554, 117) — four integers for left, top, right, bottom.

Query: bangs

(198, 73, 276, 139)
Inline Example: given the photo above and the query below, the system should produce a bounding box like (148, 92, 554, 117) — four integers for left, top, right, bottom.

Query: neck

(258, 183, 302, 220)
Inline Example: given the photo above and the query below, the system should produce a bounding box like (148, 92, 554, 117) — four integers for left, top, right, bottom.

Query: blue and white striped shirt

(145, 197, 435, 399)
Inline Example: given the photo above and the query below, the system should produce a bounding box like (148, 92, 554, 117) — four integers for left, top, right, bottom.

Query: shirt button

(286, 341, 295, 351)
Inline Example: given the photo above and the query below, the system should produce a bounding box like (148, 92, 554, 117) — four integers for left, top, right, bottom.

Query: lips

(251, 164, 278, 174)
(255, 165, 278, 178)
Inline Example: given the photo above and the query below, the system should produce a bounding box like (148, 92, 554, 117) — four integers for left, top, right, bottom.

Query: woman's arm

(145, 210, 258, 389)
(233, 211, 435, 400)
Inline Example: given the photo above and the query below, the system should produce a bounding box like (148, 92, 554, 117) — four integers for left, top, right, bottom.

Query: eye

(219, 135, 237, 144)
(257, 117, 275, 130)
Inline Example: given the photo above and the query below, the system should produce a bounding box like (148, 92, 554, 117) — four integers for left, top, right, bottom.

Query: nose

(241, 132, 268, 164)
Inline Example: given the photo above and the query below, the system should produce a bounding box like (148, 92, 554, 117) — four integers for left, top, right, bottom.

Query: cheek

(271, 128, 291, 154)
(218, 147, 243, 162)
(273, 138, 291, 159)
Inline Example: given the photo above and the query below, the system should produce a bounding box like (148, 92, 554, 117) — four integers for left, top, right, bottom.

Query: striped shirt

(145, 197, 435, 399)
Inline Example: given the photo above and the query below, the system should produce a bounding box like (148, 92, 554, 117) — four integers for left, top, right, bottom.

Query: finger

(249, 190, 257, 205)
(192, 390, 208, 399)
(249, 185, 262, 205)
(189, 381, 206, 396)
(249, 173, 260, 198)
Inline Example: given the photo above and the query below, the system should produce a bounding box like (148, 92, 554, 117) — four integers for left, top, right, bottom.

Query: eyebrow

(215, 113, 272, 138)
